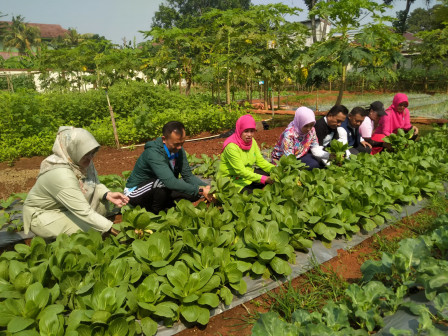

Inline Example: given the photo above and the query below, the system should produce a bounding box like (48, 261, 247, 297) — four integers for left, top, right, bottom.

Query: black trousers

(240, 168, 269, 194)
(127, 178, 200, 214)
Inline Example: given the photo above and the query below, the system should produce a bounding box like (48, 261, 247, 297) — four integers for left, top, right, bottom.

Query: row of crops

(285, 93, 448, 120)
(0, 82, 245, 162)
(0, 125, 447, 335)
(253, 213, 448, 335)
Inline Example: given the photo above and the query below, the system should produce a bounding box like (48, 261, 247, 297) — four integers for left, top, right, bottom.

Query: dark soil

(0, 116, 444, 336)
(0, 125, 288, 200)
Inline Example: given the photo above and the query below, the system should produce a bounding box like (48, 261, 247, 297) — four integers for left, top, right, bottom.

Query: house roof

(403, 32, 422, 42)
(0, 21, 69, 39)
(0, 51, 19, 60)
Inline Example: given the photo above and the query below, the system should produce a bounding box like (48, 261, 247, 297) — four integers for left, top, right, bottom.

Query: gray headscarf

(39, 126, 101, 197)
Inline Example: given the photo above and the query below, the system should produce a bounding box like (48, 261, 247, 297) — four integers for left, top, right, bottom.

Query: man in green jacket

(125, 121, 212, 213)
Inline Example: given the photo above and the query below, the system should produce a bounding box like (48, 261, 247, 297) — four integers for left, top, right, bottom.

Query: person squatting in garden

(271, 106, 329, 169)
(217, 114, 275, 194)
(372, 93, 419, 144)
(124, 121, 213, 214)
(313, 104, 349, 164)
(337, 106, 373, 157)
(23, 126, 129, 239)
(359, 101, 391, 154)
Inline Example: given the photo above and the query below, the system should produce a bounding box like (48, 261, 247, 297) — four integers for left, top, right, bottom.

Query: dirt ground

(0, 126, 286, 200)
(0, 118, 443, 336)
(177, 208, 439, 336)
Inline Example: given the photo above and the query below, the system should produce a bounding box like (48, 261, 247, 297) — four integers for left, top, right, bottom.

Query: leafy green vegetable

(327, 140, 350, 166)
(383, 128, 415, 151)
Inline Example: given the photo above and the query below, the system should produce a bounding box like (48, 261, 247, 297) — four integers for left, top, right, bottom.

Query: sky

(1, 0, 433, 45)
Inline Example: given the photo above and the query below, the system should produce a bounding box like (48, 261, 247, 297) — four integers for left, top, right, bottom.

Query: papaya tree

(308, 0, 395, 105)
(352, 20, 404, 92)
(141, 26, 207, 95)
(202, 4, 308, 106)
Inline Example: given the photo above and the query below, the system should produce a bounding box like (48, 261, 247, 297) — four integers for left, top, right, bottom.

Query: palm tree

(63, 28, 85, 47)
(3, 15, 41, 55)
(0, 12, 8, 39)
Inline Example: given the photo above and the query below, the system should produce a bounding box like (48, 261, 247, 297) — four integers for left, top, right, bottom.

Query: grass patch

(263, 258, 349, 323)
(256, 192, 448, 325)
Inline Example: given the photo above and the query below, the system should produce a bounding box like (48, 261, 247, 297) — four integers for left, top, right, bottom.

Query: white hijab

(39, 126, 101, 198)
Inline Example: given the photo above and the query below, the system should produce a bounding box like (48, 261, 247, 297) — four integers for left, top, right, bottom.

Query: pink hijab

(374, 93, 412, 136)
(389, 93, 409, 114)
(291, 107, 316, 136)
(222, 114, 256, 151)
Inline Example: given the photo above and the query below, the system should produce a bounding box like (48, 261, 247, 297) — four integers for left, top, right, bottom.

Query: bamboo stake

(104, 90, 120, 149)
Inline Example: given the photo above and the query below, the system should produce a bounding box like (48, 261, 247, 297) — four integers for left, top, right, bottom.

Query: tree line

(0, 0, 447, 105)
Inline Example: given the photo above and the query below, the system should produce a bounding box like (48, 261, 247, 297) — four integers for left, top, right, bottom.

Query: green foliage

(0, 82, 246, 161)
(0, 74, 36, 91)
(188, 153, 221, 178)
(253, 215, 448, 335)
(151, 0, 251, 29)
(98, 171, 131, 192)
(0, 125, 447, 334)
(382, 128, 415, 151)
(327, 140, 350, 166)
(0, 193, 27, 231)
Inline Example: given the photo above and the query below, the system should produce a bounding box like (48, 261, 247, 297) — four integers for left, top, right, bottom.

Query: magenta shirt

(373, 94, 412, 136)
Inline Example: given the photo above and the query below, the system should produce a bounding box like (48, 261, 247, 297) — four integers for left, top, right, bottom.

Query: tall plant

(3, 15, 41, 56)
(308, 0, 397, 105)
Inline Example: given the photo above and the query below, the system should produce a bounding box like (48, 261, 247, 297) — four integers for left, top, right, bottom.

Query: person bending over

(373, 93, 419, 140)
(314, 104, 349, 164)
(217, 114, 275, 194)
(359, 101, 391, 154)
(23, 126, 129, 239)
(314, 105, 349, 147)
(338, 106, 372, 156)
(271, 107, 328, 169)
(125, 121, 212, 214)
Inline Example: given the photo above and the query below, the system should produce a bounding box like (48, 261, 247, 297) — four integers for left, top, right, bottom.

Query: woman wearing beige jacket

(23, 126, 129, 238)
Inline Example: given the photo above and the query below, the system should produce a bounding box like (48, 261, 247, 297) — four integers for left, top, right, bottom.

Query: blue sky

(1, 0, 432, 45)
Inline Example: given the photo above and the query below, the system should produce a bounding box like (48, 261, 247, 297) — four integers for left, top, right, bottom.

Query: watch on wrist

(199, 188, 204, 195)
(102, 192, 109, 201)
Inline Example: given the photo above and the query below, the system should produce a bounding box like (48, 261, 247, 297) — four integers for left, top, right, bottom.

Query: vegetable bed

(253, 212, 448, 336)
(0, 125, 447, 335)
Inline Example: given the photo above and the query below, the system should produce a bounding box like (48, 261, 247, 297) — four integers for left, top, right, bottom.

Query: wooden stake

(105, 90, 120, 149)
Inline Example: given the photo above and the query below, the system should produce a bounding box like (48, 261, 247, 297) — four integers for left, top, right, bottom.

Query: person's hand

(361, 141, 372, 149)
(201, 185, 215, 202)
(265, 176, 275, 184)
(103, 226, 120, 238)
(110, 227, 120, 236)
(412, 125, 419, 135)
(106, 192, 129, 208)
